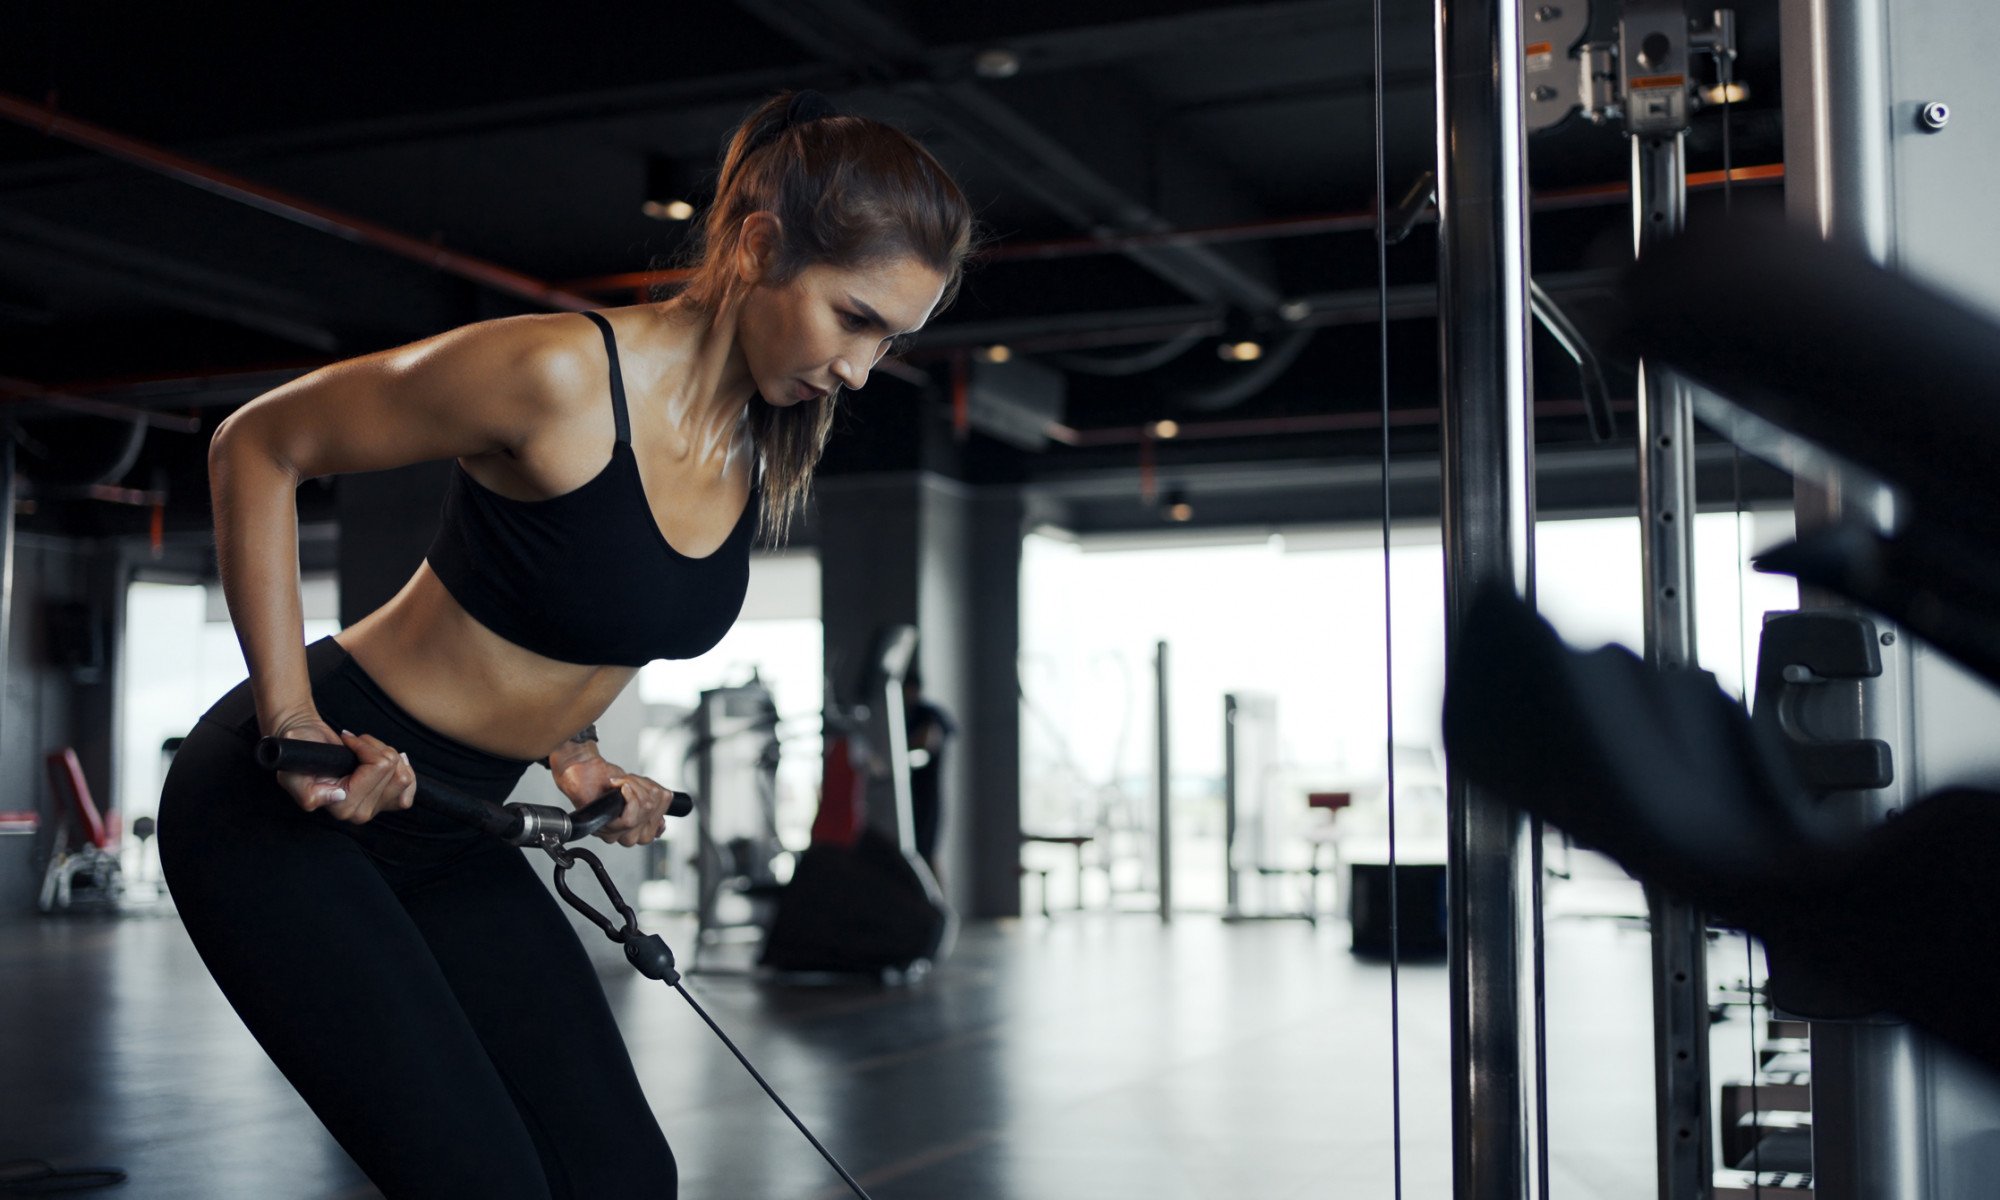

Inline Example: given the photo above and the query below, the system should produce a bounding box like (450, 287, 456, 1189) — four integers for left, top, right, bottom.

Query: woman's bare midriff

(333, 561, 636, 763)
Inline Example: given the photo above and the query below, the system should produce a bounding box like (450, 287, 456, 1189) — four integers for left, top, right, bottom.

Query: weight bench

(38, 747, 124, 913)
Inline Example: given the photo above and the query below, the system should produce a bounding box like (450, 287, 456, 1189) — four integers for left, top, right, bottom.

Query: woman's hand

(269, 715, 417, 824)
(551, 752, 679, 847)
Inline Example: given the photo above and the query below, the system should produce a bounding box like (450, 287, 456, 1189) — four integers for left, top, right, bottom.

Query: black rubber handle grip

(568, 792, 627, 839)
(254, 736, 692, 840)
(256, 735, 518, 839)
(254, 736, 356, 776)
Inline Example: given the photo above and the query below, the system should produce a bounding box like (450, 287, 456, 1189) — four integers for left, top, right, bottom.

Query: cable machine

(1436, 2, 1737, 1195)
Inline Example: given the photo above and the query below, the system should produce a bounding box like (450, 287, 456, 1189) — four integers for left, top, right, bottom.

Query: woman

(157, 91, 973, 1199)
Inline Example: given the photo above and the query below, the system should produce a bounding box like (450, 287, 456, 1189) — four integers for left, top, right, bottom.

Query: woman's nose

(832, 358, 868, 391)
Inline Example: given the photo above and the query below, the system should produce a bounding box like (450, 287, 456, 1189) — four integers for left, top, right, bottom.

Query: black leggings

(157, 638, 676, 1199)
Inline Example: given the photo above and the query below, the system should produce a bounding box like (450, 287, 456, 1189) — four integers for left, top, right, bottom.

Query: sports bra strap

(580, 311, 632, 445)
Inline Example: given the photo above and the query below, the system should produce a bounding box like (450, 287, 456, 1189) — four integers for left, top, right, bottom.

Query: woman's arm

(208, 311, 599, 737)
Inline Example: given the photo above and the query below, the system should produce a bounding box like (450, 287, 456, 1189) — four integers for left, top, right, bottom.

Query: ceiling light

(643, 155, 703, 222)
(1151, 419, 1180, 439)
(1218, 340, 1264, 362)
(1702, 81, 1750, 105)
(978, 344, 1013, 363)
(642, 198, 696, 222)
(1167, 502, 1194, 522)
(974, 48, 1022, 79)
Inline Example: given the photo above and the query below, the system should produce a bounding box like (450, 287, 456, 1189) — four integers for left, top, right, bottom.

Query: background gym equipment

(760, 624, 952, 980)
(37, 748, 123, 914)
(679, 678, 789, 972)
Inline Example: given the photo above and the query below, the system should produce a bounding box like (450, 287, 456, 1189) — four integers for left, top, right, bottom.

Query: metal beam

(0, 4, 1366, 193)
(0, 91, 599, 314)
(0, 206, 343, 351)
(730, 0, 1282, 312)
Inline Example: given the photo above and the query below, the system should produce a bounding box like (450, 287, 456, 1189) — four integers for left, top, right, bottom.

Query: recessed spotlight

(643, 155, 704, 222)
(974, 48, 1022, 79)
(1218, 340, 1264, 362)
(642, 198, 696, 221)
(1152, 420, 1180, 439)
(1701, 81, 1750, 105)
(978, 344, 1013, 363)
(1168, 502, 1194, 522)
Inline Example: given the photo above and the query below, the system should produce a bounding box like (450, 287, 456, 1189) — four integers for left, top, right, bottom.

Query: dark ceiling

(0, 0, 1787, 541)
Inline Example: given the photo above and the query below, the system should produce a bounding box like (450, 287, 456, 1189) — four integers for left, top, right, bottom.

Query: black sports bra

(425, 312, 758, 667)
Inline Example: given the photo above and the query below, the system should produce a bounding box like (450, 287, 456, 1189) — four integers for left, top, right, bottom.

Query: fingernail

(399, 752, 410, 765)
(340, 729, 354, 737)
(327, 788, 347, 803)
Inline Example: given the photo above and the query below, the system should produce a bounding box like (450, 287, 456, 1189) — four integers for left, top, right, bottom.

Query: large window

(1018, 511, 1797, 913)
(118, 576, 340, 874)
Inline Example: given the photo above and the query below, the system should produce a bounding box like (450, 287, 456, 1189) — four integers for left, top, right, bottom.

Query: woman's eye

(839, 311, 869, 331)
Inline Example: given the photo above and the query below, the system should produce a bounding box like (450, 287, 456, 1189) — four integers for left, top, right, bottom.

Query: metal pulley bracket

(1527, 3, 1739, 135)
(1750, 610, 1896, 795)
(1524, 2, 1593, 131)
(1619, 0, 1693, 134)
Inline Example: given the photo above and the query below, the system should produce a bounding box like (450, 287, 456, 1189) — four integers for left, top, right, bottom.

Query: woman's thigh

(400, 842, 677, 1200)
(158, 724, 553, 1200)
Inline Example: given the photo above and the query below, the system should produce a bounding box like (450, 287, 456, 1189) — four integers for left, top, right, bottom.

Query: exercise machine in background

(681, 678, 788, 972)
(37, 748, 123, 914)
(760, 624, 953, 981)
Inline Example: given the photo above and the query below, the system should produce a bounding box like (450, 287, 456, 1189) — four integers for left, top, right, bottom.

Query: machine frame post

(1436, 0, 1539, 1192)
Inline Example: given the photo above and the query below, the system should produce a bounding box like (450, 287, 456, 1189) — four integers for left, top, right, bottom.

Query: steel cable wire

(1370, 0, 1405, 1195)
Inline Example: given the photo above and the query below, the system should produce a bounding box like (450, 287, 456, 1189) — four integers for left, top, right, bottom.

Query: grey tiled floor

(3, 877, 1721, 1199)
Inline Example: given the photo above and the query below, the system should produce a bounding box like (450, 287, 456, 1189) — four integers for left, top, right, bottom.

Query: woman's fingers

(327, 730, 415, 823)
(604, 776, 673, 847)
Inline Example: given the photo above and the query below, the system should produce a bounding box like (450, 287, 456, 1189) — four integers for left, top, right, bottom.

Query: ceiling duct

(1172, 327, 1315, 412)
(968, 356, 1066, 451)
(13, 414, 147, 489)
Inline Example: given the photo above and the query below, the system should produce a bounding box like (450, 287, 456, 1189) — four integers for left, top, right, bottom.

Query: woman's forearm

(209, 417, 316, 736)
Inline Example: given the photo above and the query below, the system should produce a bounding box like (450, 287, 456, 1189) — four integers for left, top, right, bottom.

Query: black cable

(1523, 174, 1550, 1200)
(1720, 50, 1761, 1198)
(1369, 0, 1404, 1193)
(673, 981, 874, 1200)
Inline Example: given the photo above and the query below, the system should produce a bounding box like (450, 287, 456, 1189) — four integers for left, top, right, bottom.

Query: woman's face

(737, 253, 948, 408)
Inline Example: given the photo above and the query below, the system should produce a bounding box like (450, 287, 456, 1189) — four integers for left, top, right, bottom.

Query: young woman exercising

(157, 91, 973, 1199)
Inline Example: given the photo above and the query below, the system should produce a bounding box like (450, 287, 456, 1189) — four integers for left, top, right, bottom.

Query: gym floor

(2, 866, 1750, 1199)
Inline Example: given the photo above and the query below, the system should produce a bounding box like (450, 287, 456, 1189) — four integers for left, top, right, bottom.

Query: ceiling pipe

(1047, 397, 1633, 448)
(557, 163, 1781, 297)
(0, 375, 202, 432)
(0, 91, 600, 313)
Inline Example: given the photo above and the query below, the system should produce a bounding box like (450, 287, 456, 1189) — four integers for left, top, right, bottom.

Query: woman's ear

(735, 212, 783, 286)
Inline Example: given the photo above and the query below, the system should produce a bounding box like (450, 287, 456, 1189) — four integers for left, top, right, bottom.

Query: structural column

(816, 473, 1023, 919)
(1436, 0, 1537, 1194)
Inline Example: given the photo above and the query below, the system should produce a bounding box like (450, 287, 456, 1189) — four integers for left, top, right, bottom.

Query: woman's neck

(644, 296, 758, 475)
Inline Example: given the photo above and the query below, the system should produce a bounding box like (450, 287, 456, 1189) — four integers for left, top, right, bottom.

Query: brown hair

(677, 92, 975, 545)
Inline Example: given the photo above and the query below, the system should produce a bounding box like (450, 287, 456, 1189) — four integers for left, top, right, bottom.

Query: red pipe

(559, 164, 1784, 293)
(0, 91, 599, 313)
